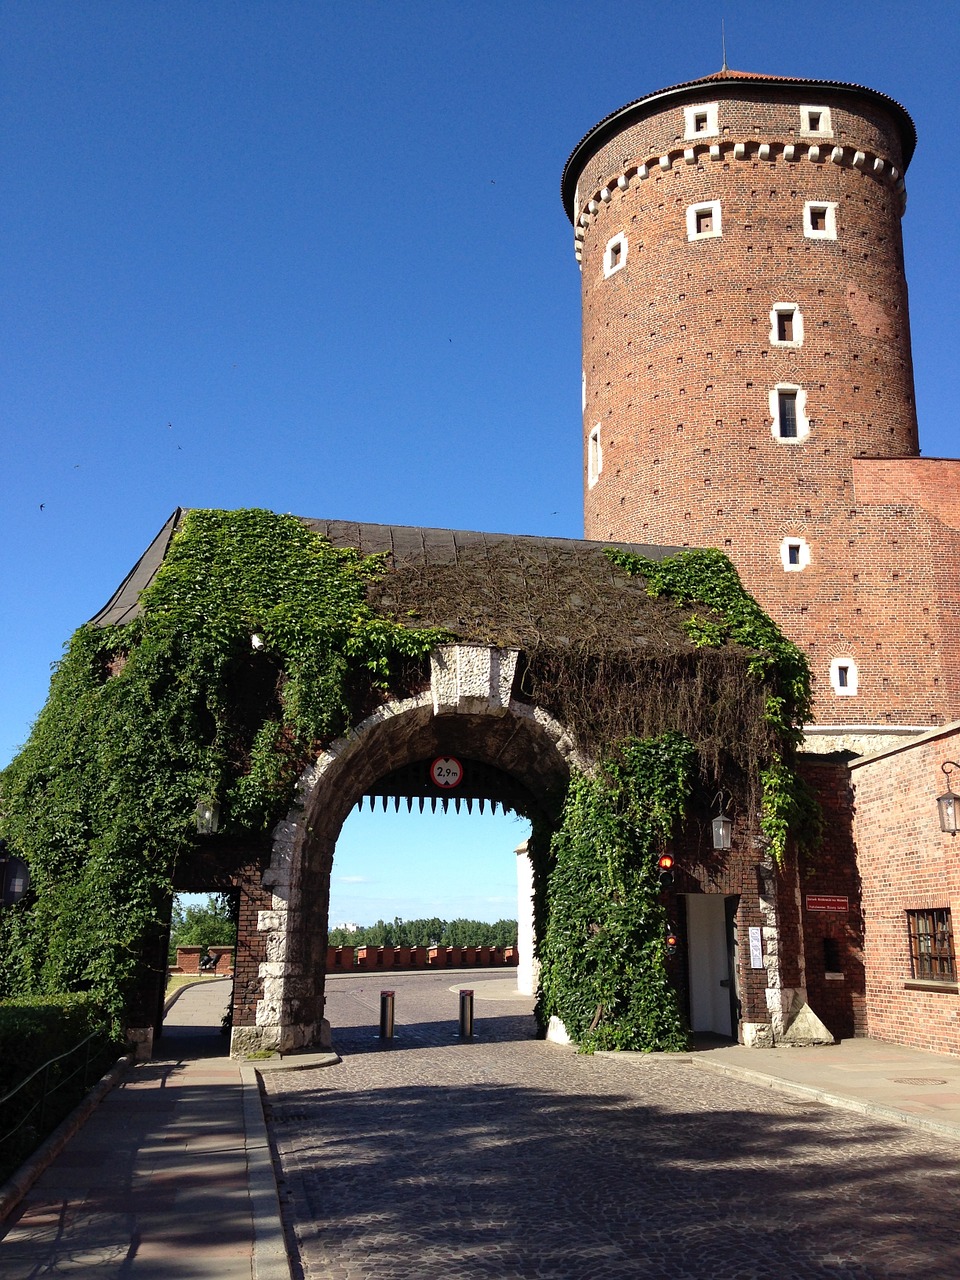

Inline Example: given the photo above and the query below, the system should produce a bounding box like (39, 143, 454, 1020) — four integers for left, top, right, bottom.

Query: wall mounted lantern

(195, 799, 221, 835)
(937, 762, 960, 836)
(712, 793, 733, 850)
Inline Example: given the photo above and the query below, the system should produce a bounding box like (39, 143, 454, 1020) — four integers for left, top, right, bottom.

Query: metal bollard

(379, 990, 395, 1040)
(458, 989, 474, 1039)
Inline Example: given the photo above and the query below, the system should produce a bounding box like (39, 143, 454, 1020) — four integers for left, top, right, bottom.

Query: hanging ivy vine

(0, 509, 448, 1021)
(537, 735, 694, 1051)
(603, 547, 818, 865)
(0, 514, 815, 1053)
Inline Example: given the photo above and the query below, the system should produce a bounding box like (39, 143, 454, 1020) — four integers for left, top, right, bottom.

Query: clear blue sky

(3, 2, 958, 921)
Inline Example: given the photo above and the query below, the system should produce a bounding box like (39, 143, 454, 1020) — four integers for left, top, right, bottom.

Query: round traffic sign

(429, 756, 463, 788)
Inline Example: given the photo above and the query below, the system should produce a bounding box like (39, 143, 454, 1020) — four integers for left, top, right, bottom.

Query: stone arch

(231, 645, 587, 1055)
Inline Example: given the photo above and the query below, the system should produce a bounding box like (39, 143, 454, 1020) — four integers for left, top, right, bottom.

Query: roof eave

(561, 73, 917, 221)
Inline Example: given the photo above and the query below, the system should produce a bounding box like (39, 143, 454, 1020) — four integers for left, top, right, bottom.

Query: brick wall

(850, 724, 960, 1054)
(797, 756, 866, 1039)
(565, 79, 960, 729)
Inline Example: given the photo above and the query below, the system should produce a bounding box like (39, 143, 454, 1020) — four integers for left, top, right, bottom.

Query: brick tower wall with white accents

(562, 72, 958, 730)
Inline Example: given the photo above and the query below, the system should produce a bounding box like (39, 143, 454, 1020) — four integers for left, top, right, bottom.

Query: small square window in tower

(800, 105, 833, 136)
(803, 201, 837, 240)
(770, 304, 804, 347)
(686, 200, 722, 241)
(683, 102, 719, 140)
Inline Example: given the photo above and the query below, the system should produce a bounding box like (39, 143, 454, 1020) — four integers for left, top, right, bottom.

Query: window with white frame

(830, 657, 858, 696)
(780, 536, 810, 571)
(769, 383, 810, 442)
(804, 201, 837, 240)
(686, 200, 722, 241)
(588, 424, 602, 487)
(769, 303, 804, 347)
(603, 232, 627, 277)
(799, 105, 833, 136)
(684, 102, 719, 139)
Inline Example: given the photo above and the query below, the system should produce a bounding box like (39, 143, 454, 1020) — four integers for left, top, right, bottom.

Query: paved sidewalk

(3, 968, 960, 1278)
(0, 980, 286, 1280)
(693, 1034, 960, 1138)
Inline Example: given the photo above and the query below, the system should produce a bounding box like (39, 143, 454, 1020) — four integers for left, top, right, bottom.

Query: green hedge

(0, 992, 111, 1097)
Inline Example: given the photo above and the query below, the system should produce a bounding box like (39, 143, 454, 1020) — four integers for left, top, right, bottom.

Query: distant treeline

(327, 917, 518, 948)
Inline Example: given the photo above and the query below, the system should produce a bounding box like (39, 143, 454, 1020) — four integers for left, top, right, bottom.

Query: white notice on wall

(749, 926, 764, 969)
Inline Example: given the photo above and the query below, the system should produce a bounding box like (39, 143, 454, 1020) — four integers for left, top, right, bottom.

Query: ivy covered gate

(1, 509, 830, 1058)
(225, 645, 580, 1056)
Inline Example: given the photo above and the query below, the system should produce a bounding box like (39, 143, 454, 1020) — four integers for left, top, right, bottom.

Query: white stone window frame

(769, 383, 810, 443)
(769, 303, 804, 348)
(799, 105, 833, 137)
(603, 232, 628, 278)
(686, 200, 722, 242)
(803, 200, 837, 240)
(830, 657, 859, 697)
(588, 424, 602, 488)
(780, 536, 811, 572)
(684, 101, 719, 140)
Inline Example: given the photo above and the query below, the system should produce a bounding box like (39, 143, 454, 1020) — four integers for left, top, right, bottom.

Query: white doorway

(685, 894, 734, 1037)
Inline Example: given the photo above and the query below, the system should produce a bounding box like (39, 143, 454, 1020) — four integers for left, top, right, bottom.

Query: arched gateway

(239, 645, 587, 1056)
(8, 508, 833, 1058)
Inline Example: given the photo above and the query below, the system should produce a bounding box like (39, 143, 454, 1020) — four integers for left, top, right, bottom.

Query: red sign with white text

(806, 895, 849, 913)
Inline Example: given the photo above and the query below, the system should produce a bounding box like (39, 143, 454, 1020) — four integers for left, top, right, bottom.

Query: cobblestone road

(262, 971, 960, 1279)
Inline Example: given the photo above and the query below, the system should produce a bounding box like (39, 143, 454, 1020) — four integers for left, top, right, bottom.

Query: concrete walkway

(0, 980, 289, 1280)
(694, 1034, 960, 1139)
(3, 971, 960, 1277)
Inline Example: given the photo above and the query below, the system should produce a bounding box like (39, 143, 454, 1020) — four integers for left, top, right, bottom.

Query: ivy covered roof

(91, 509, 689, 654)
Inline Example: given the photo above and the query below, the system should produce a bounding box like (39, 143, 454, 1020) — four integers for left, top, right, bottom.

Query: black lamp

(937, 762, 960, 836)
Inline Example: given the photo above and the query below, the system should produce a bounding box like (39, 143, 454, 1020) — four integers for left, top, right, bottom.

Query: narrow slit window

(778, 391, 798, 437)
(810, 206, 827, 232)
(830, 656, 858, 695)
(808, 111, 822, 131)
(603, 233, 627, 277)
(777, 311, 794, 342)
(780, 535, 810, 571)
(588, 424, 602, 487)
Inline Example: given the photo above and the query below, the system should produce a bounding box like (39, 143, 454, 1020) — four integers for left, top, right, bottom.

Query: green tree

(169, 894, 236, 962)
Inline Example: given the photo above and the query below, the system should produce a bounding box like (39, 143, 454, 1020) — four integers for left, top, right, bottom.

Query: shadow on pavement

(265, 1068, 960, 1280)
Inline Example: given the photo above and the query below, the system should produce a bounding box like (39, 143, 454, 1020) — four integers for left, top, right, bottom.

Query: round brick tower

(563, 70, 939, 734)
